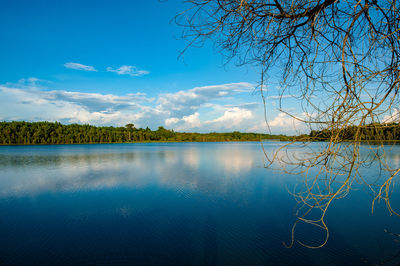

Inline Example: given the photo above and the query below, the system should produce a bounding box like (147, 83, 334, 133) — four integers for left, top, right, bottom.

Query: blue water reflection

(0, 142, 399, 265)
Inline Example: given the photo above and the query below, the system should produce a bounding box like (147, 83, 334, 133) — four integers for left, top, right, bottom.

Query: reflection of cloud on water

(0, 144, 264, 198)
(392, 154, 400, 168)
(215, 148, 254, 176)
(0, 152, 155, 197)
(183, 148, 200, 169)
(155, 145, 259, 196)
(384, 147, 400, 168)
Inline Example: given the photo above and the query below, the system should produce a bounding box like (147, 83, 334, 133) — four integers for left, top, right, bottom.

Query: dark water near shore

(0, 142, 400, 265)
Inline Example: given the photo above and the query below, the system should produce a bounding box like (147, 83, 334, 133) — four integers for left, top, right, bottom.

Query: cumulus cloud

(267, 112, 308, 134)
(165, 117, 180, 126)
(182, 112, 201, 127)
(41, 90, 152, 113)
(106, 65, 149, 77)
(171, 113, 202, 131)
(64, 62, 97, 72)
(0, 79, 307, 134)
(269, 112, 299, 127)
(158, 82, 254, 118)
(0, 84, 153, 126)
(383, 109, 400, 123)
(207, 107, 253, 128)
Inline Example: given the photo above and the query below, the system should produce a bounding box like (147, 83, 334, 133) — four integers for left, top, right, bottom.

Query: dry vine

(176, 0, 400, 248)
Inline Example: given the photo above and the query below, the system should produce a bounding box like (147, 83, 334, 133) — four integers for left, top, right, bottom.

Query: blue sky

(0, 0, 305, 134)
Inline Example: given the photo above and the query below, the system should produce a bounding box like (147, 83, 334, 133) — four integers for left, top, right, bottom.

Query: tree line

(309, 123, 400, 142)
(0, 121, 290, 145)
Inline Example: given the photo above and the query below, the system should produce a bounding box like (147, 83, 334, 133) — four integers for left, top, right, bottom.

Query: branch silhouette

(176, 0, 400, 248)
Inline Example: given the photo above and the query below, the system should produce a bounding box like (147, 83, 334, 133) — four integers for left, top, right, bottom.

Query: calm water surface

(0, 142, 400, 265)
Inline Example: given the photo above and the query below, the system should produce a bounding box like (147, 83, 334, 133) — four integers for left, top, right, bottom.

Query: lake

(0, 142, 400, 265)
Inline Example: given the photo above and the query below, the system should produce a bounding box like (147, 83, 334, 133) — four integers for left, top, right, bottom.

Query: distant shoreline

(3, 121, 399, 145)
(0, 140, 275, 146)
(0, 121, 292, 145)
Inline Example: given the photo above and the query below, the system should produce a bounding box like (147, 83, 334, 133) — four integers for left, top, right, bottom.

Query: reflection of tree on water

(380, 229, 400, 264)
(384, 229, 400, 240)
(265, 142, 400, 248)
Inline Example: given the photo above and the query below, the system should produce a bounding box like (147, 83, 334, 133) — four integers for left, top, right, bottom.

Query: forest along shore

(0, 121, 292, 145)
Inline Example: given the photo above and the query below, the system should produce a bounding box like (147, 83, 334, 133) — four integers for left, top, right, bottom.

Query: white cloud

(173, 112, 202, 132)
(182, 112, 201, 127)
(266, 112, 308, 134)
(269, 112, 298, 127)
(165, 117, 180, 126)
(224, 102, 259, 110)
(106, 65, 150, 77)
(267, 95, 297, 99)
(158, 82, 254, 118)
(3, 77, 47, 89)
(43, 90, 153, 112)
(383, 109, 400, 123)
(207, 107, 253, 128)
(64, 62, 97, 72)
